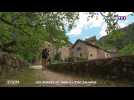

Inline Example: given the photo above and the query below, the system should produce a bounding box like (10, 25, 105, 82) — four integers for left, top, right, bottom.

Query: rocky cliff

(0, 51, 29, 75)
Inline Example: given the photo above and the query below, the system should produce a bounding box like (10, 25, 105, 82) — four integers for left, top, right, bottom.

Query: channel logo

(114, 15, 127, 20)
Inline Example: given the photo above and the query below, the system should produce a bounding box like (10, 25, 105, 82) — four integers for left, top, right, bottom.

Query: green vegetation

(97, 30, 126, 50)
(97, 23, 134, 56)
(119, 43, 134, 56)
(0, 69, 39, 86)
(1, 12, 133, 63)
(0, 12, 79, 63)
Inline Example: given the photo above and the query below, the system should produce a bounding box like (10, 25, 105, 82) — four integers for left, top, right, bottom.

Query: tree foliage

(0, 12, 133, 62)
(119, 43, 134, 56)
(97, 23, 134, 56)
(0, 12, 79, 62)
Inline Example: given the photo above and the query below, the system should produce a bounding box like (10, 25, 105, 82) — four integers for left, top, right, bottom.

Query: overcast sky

(65, 12, 134, 44)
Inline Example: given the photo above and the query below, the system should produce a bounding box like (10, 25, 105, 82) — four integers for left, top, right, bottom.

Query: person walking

(42, 48, 49, 71)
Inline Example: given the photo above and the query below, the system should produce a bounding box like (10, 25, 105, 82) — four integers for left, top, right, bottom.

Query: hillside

(97, 23, 134, 56)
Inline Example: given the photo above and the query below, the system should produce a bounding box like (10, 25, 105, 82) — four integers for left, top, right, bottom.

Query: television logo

(114, 15, 127, 20)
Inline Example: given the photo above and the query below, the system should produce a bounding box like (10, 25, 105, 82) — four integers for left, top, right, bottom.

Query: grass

(0, 68, 42, 87)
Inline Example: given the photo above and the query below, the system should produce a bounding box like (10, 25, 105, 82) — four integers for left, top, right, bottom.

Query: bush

(119, 43, 134, 56)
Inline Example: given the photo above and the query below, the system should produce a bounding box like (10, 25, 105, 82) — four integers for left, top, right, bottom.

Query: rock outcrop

(0, 51, 29, 75)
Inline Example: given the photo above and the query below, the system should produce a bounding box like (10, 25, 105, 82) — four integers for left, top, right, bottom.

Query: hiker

(47, 49, 51, 64)
(42, 48, 49, 71)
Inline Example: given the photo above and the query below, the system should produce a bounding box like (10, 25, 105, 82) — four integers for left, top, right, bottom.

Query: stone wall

(58, 47, 70, 61)
(0, 51, 29, 75)
(87, 45, 98, 60)
(71, 41, 89, 59)
(48, 55, 134, 81)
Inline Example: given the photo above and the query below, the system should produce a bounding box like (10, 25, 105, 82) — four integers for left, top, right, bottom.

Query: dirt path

(30, 65, 96, 87)
(30, 65, 78, 80)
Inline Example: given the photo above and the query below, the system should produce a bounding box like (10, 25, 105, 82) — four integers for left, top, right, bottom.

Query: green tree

(119, 43, 134, 56)
(0, 12, 79, 62)
(1, 12, 133, 62)
(107, 30, 126, 49)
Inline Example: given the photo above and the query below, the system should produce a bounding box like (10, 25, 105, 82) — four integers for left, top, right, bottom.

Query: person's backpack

(42, 48, 49, 58)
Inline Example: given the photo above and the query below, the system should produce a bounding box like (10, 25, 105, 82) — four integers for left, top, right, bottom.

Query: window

(77, 47, 81, 51)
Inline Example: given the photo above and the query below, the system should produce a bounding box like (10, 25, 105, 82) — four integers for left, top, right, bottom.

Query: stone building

(58, 47, 71, 61)
(59, 36, 112, 61)
(70, 39, 111, 60)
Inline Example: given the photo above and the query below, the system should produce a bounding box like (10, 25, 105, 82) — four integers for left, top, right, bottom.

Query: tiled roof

(71, 39, 112, 53)
(85, 36, 96, 42)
